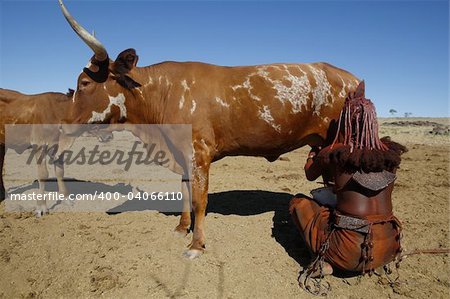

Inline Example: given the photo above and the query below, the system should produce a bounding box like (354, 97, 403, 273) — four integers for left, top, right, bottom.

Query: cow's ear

(113, 48, 139, 74)
(355, 80, 365, 98)
(113, 48, 141, 89)
(114, 74, 142, 89)
(66, 88, 75, 97)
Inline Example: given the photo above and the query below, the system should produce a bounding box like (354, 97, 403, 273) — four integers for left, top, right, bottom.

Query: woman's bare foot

(310, 261, 333, 278)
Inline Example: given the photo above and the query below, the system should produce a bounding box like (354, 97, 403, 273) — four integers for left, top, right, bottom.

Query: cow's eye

(80, 80, 91, 88)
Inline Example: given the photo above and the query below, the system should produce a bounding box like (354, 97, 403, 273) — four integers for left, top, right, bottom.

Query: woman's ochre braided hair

(331, 81, 387, 152)
(318, 81, 407, 173)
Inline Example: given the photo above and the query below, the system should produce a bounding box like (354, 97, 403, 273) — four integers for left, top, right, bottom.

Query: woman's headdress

(331, 81, 387, 152)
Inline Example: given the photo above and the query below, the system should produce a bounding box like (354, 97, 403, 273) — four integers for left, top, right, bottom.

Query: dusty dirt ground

(0, 118, 449, 298)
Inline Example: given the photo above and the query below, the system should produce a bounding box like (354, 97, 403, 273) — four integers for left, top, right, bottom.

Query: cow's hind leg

(174, 178, 192, 236)
(35, 153, 49, 217)
(184, 163, 210, 259)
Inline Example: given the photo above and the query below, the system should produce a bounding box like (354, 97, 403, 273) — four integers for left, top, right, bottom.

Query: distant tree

(404, 112, 413, 118)
(389, 109, 397, 116)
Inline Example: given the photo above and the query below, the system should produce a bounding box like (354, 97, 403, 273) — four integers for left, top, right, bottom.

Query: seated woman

(290, 81, 408, 283)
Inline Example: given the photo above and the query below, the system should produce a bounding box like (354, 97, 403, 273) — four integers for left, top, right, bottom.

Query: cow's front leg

(54, 156, 68, 197)
(174, 178, 192, 236)
(184, 163, 210, 259)
(0, 144, 5, 201)
(35, 153, 49, 217)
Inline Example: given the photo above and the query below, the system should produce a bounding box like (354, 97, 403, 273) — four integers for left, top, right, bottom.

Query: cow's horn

(58, 0, 108, 61)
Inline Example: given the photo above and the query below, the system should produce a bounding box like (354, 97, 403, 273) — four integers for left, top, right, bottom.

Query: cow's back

(150, 62, 359, 160)
(0, 89, 71, 145)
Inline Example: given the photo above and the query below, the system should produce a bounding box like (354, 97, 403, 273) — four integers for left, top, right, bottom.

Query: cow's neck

(124, 66, 173, 124)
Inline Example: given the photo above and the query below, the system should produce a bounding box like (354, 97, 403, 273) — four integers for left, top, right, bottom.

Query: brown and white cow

(0, 88, 77, 215)
(58, 0, 360, 258)
(0, 88, 114, 215)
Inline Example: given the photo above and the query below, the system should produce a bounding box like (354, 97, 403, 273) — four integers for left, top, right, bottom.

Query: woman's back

(334, 169, 394, 217)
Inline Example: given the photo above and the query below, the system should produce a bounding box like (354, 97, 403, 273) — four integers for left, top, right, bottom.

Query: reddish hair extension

(319, 81, 408, 173)
(331, 81, 387, 152)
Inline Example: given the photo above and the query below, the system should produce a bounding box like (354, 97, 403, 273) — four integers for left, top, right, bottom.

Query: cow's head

(58, 0, 141, 127)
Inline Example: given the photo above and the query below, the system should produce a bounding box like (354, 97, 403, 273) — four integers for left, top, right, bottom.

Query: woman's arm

(304, 147, 323, 181)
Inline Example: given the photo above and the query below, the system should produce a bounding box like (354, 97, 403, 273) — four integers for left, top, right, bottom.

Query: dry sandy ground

(0, 118, 449, 298)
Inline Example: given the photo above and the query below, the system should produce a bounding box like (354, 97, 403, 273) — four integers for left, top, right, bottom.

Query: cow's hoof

(34, 209, 48, 218)
(174, 225, 189, 237)
(183, 249, 203, 259)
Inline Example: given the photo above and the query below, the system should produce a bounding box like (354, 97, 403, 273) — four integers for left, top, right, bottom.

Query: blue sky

(1, 0, 448, 117)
